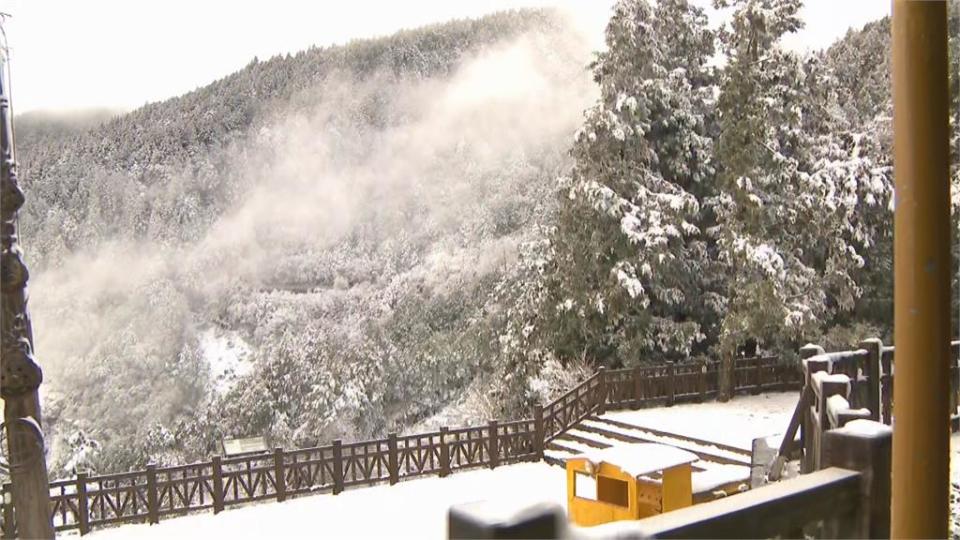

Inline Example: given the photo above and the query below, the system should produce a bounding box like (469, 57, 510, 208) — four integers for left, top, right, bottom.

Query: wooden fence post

(1, 483, 13, 539)
(332, 440, 344, 495)
(718, 353, 733, 402)
(211, 456, 224, 514)
(698, 361, 707, 403)
(387, 433, 399, 485)
(753, 357, 764, 395)
(859, 339, 883, 421)
(76, 472, 89, 535)
(880, 348, 893, 425)
(823, 421, 892, 538)
(273, 448, 286, 502)
(534, 406, 544, 460)
(596, 367, 607, 415)
(439, 427, 450, 478)
(488, 421, 499, 470)
(146, 463, 159, 525)
(633, 366, 643, 409)
(667, 364, 676, 406)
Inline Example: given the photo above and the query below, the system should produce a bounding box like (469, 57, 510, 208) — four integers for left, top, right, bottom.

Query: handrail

(619, 468, 861, 539)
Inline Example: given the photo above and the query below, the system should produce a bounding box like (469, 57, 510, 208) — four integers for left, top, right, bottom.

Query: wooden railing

(0, 355, 797, 537)
(1, 420, 539, 537)
(450, 421, 893, 539)
(594, 357, 797, 414)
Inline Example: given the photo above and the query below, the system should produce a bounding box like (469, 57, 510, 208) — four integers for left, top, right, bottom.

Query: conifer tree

(547, 0, 719, 366)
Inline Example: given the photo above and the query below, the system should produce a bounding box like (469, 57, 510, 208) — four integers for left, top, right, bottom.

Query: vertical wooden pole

(332, 440, 344, 494)
(387, 433, 399, 485)
(859, 339, 883, 421)
(534, 406, 544, 460)
(1, 483, 13, 538)
(211, 456, 224, 514)
(633, 366, 643, 409)
(881, 348, 893, 425)
(718, 353, 733, 402)
(76, 472, 89, 536)
(439, 427, 450, 478)
(146, 464, 159, 525)
(698, 362, 707, 403)
(488, 421, 499, 470)
(595, 367, 607, 415)
(753, 358, 763, 395)
(892, 1, 950, 537)
(273, 448, 286, 502)
(667, 364, 676, 406)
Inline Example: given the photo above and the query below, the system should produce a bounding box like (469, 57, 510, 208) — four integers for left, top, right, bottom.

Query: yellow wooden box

(565, 443, 697, 527)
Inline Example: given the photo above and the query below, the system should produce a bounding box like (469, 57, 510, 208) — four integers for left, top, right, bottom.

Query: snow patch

(570, 443, 698, 479)
(200, 329, 253, 395)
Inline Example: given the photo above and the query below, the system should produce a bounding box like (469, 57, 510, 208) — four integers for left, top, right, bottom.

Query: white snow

(199, 329, 253, 395)
(570, 443, 698, 479)
(834, 419, 892, 438)
(826, 394, 850, 417)
(690, 463, 751, 493)
(602, 392, 798, 450)
(76, 463, 567, 540)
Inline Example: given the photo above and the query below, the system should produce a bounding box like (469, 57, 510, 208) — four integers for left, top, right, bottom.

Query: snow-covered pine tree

(711, 0, 872, 355)
(547, 0, 719, 366)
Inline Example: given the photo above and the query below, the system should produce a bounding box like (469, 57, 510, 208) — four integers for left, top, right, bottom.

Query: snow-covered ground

(603, 391, 799, 450)
(73, 463, 566, 539)
(72, 392, 802, 539)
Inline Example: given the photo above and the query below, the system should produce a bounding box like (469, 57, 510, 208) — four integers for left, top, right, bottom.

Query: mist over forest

(10, 1, 960, 478)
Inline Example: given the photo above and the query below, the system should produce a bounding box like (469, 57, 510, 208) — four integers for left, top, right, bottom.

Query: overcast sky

(1, 0, 891, 114)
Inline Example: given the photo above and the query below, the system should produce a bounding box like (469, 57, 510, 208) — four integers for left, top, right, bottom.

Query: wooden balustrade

(0, 354, 798, 537)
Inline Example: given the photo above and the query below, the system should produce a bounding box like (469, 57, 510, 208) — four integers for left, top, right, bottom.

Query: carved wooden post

(146, 464, 159, 525)
(595, 367, 607, 415)
(273, 448, 286, 502)
(823, 421, 892, 538)
(488, 421, 499, 470)
(666, 364, 676, 406)
(633, 366, 643, 409)
(332, 440, 344, 494)
(534, 406, 544, 460)
(859, 339, 883, 421)
(439, 427, 451, 478)
(76, 472, 89, 535)
(211, 456, 224, 514)
(387, 433, 399, 485)
(0, 51, 54, 538)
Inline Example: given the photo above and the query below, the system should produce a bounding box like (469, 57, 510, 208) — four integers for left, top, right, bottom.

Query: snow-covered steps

(579, 416, 753, 466)
(542, 416, 753, 500)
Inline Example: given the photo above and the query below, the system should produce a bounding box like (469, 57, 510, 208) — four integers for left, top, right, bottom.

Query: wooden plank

(778, 385, 811, 459)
